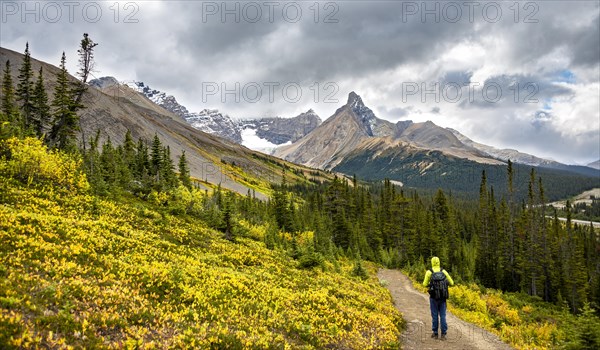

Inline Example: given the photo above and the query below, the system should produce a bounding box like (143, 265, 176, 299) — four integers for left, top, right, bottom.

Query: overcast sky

(1, 0, 599, 164)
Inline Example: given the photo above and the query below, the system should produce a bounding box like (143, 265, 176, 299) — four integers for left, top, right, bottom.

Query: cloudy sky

(1, 0, 599, 164)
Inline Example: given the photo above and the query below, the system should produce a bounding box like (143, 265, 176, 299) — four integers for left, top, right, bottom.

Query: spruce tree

(476, 170, 494, 286)
(122, 130, 136, 168)
(178, 150, 192, 188)
(561, 201, 589, 312)
(135, 138, 150, 179)
(1, 60, 20, 131)
(84, 130, 106, 193)
(222, 192, 234, 241)
(50, 52, 79, 152)
(100, 136, 117, 187)
(505, 159, 519, 291)
(31, 66, 51, 137)
(150, 133, 163, 179)
(16, 42, 34, 129)
(161, 146, 178, 190)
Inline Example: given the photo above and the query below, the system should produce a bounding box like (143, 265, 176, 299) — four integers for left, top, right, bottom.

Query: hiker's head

(431, 256, 440, 268)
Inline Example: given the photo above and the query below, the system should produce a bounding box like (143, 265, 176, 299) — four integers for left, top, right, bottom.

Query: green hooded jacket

(422, 256, 454, 287)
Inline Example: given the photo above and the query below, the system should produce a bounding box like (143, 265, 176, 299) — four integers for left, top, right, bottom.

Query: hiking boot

(440, 334, 447, 340)
(431, 333, 438, 339)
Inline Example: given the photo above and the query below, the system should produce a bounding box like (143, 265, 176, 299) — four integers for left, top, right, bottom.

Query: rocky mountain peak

(344, 92, 384, 137)
(297, 109, 322, 123)
(347, 91, 364, 108)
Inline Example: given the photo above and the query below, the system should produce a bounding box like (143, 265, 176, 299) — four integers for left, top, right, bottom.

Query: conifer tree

(272, 177, 294, 232)
(31, 66, 51, 137)
(150, 134, 163, 179)
(161, 145, 178, 190)
(100, 137, 117, 187)
(222, 192, 234, 241)
(1, 60, 20, 132)
(122, 130, 136, 168)
(561, 201, 589, 312)
(504, 159, 519, 291)
(16, 42, 34, 128)
(476, 170, 496, 286)
(75, 33, 98, 104)
(50, 52, 79, 152)
(84, 130, 105, 193)
(178, 150, 192, 188)
(135, 138, 150, 179)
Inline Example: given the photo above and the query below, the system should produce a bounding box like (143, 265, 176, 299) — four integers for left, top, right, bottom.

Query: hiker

(422, 256, 454, 340)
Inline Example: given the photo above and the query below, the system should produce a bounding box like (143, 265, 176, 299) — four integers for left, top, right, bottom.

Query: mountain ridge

(91, 77, 322, 147)
(275, 91, 505, 169)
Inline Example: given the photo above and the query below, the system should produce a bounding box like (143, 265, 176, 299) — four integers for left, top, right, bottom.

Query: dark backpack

(428, 268, 449, 300)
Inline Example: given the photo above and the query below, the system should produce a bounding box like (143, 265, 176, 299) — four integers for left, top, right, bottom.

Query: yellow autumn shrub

(0, 137, 88, 192)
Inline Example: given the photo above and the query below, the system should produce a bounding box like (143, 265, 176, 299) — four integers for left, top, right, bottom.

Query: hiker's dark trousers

(429, 297, 447, 335)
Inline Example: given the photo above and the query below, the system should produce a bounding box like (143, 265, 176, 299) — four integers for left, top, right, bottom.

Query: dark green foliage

(1, 61, 17, 120)
(16, 42, 34, 128)
(563, 304, 600, 349)
(31, 67, 51, 138)
(1, 60, 20, 138)
(352, 258, 369, 280)
(49, 52, 80, 152)
(297, 246, 324, 269)
(178, 150, 192, 189)
(150, 134, 162, 175)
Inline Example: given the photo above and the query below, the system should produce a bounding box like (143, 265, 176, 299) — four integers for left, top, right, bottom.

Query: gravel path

(378, 269, 514, 350)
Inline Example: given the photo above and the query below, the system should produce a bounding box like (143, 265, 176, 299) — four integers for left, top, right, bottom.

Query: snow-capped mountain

(123, 80, 325, 148)
(123, 81, 243, 143)
(242, 110, 322, 144)
(187, 109, 242, 144)
(90, 78, 321, 149)
(239, 110, 322, 153)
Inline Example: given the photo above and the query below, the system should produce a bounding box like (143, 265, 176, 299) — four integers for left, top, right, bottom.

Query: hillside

(0, 47, 337, 199)
(0, 137, 403, 349)
(335, 143, 599, 201)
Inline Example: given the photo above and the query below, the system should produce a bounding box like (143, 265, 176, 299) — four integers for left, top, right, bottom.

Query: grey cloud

(377, 105, 410, 120)
(468, 109, 599, 165)
(457, 74, 573, 110)
(1, 0, 598, 164)
(570, 15, 600, 67)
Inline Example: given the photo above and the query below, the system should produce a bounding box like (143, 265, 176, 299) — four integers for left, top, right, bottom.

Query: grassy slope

(0, 138, 402, 349)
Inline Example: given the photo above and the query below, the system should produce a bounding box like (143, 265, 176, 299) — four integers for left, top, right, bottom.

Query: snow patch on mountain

(241, 127, 290, 154)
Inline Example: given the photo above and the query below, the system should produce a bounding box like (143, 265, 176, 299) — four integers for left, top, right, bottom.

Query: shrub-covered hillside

(0, 138, 403, 349)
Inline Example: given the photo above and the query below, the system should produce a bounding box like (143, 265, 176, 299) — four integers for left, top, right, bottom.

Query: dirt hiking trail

(378, 269, 514, 350)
